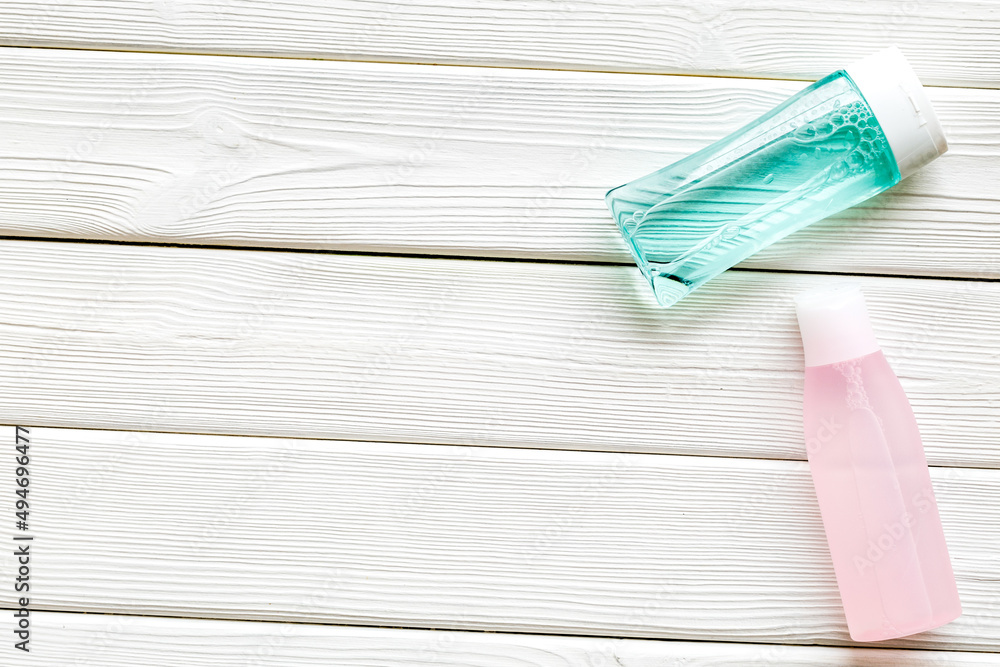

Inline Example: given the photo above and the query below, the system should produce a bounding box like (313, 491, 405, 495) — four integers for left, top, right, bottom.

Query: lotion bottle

(606, 47, 947, 307)
(795, 283, 961, 641)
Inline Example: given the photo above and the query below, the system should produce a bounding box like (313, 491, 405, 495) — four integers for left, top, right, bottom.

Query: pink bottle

(795, 284, 961, 641)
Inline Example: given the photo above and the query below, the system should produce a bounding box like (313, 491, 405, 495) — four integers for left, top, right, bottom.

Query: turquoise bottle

(606, 47, 947, 307)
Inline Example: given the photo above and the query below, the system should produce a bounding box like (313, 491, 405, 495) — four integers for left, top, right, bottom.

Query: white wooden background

(0, 1, 998, 665)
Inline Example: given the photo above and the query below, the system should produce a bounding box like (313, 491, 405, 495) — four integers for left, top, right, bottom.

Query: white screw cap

(845, 45, 948, 179)
(795, 283, 881, 367)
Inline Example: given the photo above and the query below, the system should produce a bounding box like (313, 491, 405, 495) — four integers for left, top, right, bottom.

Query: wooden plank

(13, 612, 1000, 666)
(0, 239, 998, 467)
(0, 48, 999, 278)
(0, 1, 998, 87)
(2, 426, 998, 650)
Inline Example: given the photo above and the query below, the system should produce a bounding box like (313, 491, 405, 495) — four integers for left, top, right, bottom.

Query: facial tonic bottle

(606, 47, 947, 307)
(796, 283, 961, 641)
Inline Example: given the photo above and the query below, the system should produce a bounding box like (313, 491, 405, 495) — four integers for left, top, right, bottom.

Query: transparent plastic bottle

(606, 47, 947, 307)
(796, 284, 961, 641)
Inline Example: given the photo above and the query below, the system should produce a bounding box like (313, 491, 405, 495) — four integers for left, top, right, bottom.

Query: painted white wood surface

(18, 612, 1000, 666)
(0, 1, 997, 660)
(0, 240, 997, 467)
(1, 1, 998, 88)
(0, 426, 998, 651)
(0, 48, 999, 278)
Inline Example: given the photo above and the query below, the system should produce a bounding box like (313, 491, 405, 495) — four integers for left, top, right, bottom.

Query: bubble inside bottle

(791, 99, 892, 178)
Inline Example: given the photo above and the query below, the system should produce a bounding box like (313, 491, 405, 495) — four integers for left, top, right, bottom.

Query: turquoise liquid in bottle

(605, 47, 946, 307)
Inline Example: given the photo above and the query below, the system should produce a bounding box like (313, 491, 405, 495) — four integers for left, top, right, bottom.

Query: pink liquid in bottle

(796, 284, 961, 641)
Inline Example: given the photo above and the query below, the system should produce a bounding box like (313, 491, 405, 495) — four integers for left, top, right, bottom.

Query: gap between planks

(6, 420, 1000, 474)
(10, 611, 1000, 665)
(0, 43, 990, 92)
(5, 232, 1000, 286)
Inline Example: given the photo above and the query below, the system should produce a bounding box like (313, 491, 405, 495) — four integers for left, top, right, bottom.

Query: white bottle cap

(845, 46, 948, 179)
(794, 284, 881, 367)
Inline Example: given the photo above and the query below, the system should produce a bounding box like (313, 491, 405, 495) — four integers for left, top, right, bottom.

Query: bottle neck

(795, 284, 881, 367)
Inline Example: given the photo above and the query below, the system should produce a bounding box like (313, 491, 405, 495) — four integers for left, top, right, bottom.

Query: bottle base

(651, 273, 691, 308)
(848, 604, 962, 642)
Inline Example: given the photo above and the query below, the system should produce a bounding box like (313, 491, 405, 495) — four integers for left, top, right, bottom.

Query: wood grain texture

(0, 1, 998, 87)
(1, 426, 998, 650)
(13, 612, 1000, 666)
(0, 48, 999, 278)
(0, 239, 998, 466)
